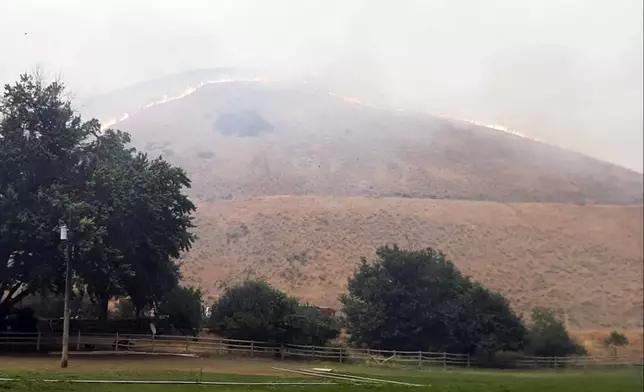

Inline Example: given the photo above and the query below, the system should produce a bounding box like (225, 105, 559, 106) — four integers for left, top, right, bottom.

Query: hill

(84, 73, 644, 329)
(111, 81, 643, 205)
(181, 196, 643, 329)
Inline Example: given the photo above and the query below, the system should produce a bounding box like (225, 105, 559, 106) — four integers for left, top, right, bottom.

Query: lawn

(0, 355, 641, 391)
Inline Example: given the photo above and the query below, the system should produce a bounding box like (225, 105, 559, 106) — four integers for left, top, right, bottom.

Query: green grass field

(0, 355, 641, 391)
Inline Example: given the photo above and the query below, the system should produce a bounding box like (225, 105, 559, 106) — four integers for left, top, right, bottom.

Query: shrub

(287, 304, 341, 346)
(157, 286, 205, 336)
(208, 280, 340, 345)
(115, 298, 136, 319)
(603, 330, 629, 356)
(524, 308, 587, 357)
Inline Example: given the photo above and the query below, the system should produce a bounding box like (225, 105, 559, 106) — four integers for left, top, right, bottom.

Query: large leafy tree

(341, 245, 526, 354)
(443, 282, 526, 354)
(77, 136, 195, 320)
(0, 74, 95, 316)
(117, 156, 195, 315)
(1, 73, 195, 326)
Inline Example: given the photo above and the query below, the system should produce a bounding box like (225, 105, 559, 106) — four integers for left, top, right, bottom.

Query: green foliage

(525, 308, 587, 357)
(208, 281, 298, 342)
(0, 367, 641, 392)
(287, 304, 341, 346)
(18, 293, 100, 320)
(604, 330, 629, 347)
(604, 330, 629, 356)
(340, 245, 526, 354)
(0, 73, 195, 328)
(157, 286, 205, 336)
(208, 280, 340, 345)
(1, 74, 91, 315)
(76, 130, 195, 319)
(115, 298, 136, 319)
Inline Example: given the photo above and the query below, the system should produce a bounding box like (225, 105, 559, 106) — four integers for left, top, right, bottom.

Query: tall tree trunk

(98, 294, 109, 326)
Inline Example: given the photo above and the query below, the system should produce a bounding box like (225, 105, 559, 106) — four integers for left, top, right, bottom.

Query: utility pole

(60, 208, 72, 368)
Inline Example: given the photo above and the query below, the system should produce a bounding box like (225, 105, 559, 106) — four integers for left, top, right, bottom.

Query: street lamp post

(59, 210, 73, 368)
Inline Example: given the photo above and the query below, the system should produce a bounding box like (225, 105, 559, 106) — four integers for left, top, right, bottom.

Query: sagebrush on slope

(87, 76, 644, 330)
(181, 197, 643, 329)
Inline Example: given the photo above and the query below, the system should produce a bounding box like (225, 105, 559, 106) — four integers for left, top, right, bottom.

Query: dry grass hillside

(85, 74, 644, 331)
(572, 329, 643, 358)
(181, 196, 643, 329)
(113, 82, 643, 205)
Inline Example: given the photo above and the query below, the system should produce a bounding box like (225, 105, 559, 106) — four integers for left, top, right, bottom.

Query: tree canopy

(157, 286, 205, 336)
(208, 280, 340, 345)
(340, 245, 526, 354)
(603, 330, 629, 356)
(524, 308, 586, 357)
(0, 73, 195, 327)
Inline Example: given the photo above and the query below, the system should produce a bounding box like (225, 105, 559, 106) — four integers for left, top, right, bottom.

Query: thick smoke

(1, 0, 642, 170)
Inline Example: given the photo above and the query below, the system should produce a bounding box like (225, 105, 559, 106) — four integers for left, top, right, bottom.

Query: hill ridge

(82, 75, 644, 329)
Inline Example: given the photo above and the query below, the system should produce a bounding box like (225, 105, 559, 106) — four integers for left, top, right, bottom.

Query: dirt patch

(0, 354, 299, 377)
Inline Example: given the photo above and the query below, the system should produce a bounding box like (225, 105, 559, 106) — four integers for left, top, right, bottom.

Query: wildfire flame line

(99, 78, 533, 142)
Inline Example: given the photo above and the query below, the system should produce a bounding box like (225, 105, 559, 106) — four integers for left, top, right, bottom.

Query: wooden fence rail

(0, 332, 641, 369)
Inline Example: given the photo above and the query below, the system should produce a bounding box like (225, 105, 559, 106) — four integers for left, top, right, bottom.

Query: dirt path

(0, 354, 298, 377)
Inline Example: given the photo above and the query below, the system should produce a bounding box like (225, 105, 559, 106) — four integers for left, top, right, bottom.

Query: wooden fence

(0, 331, 641, 369)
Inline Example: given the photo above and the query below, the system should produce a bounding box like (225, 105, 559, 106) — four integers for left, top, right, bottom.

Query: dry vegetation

(572, 329, 643, 358)
(97, 79, 644, 333)
(116, 82, 643, 205)
(181, 197, 643, 330)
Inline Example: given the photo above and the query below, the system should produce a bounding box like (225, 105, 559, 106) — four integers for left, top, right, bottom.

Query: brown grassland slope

(573, 329, 644, 358)
(89, 75, 643, 332)
(181, 196, 643, 330)
(115, 82, 643, 204)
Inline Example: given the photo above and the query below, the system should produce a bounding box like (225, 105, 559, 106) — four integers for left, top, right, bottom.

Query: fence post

(467, 354, 470, 368)
(280, 344, 285, 360)
(311, 345, 315, 360)
(339, 347, 343, 363)
(554, 356, 558, 369)
(185, 335, 190, 353)
(152, 334, 155, 353)
(115, 332, 119, 352)
(76, 330, 81, 351)
(418, 351, 422, 367)
(443, 352, 447, 369)
(36, 332, 41, 352)
(250, 341, 254, 357)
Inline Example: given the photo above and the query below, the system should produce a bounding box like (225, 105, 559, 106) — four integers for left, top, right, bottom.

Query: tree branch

(5, 289, 30, 309)
(0, 282, 27, 309)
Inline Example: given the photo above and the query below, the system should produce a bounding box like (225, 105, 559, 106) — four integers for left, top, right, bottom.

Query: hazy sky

(1, 0, 642, 171)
